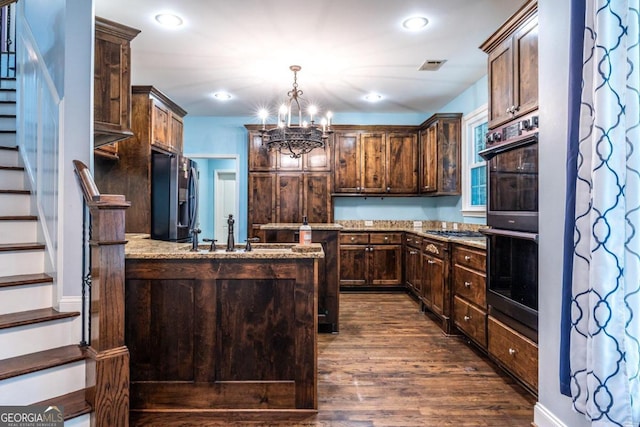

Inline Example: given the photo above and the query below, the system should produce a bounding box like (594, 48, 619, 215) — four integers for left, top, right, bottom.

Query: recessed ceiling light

(402, 16, 429, 31)
(364, 93, 383, 102)
(155, 13, 183, 27)
(213, 92, 232, 101)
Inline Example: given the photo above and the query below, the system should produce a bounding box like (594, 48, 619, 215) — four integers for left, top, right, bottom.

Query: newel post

(73, 160, 131, 427)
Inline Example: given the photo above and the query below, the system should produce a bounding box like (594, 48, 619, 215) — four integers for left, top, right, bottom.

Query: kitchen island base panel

(125, 255, 318, 417)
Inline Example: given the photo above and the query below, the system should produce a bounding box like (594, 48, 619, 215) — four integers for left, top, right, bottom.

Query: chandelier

(258, 65, 333, 158)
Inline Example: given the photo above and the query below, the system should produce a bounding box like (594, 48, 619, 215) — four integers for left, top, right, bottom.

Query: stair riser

(0, 116, 16, 130)
(0, 132, 16, 147)
(0, 317, 81, 360)
(0, 79, 16, 91)
(0, 360, 85, 405)
(0, 102, 16, 116)
(0, 147, 18, 165)
(0, 250, 44, 276)
(0, 193, 31, 216)
(0, 282, 53, 314)
(0, 220, 37, 244)
(0, 90, 16, 102)
(65, 414, 90, 427)
(0, 168, 27, 190)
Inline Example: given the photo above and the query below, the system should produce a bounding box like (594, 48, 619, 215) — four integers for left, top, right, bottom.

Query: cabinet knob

(464, 315, 471, 321)
(427, 260, 435, 265)
(508, 348, 517, 356)
(464, 281, 472, 288)
(407, 238, 413, 243)
(351, 237, 355, 242)
(464, 255, 471, 261)
(410, 250, 417, 255)
(384, 236, 388, 241)
(386, 186, 391, 192)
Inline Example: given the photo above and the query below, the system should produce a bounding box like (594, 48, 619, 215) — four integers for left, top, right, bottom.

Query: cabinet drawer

(454, 266, 486, 308)
(340, 233, 369, 244)
(453, 245, 486, 271)
(369, 233, 402, 244)
(405, 233, 422, 249)
(422, 238, 447, 259)
(453, 296, 487, 348)
(488, 316, 538, 392)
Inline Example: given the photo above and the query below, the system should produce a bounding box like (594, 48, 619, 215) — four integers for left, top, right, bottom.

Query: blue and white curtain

(560, 1, 640, 426)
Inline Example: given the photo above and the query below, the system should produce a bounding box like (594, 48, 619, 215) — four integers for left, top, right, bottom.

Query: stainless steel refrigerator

(151, 150, 198, 242)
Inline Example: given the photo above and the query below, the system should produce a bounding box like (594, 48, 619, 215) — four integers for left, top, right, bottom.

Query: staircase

(0, 79, 91, 426)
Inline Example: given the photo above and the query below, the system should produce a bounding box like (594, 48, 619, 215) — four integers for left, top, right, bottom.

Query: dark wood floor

(172, 292, 535, 426)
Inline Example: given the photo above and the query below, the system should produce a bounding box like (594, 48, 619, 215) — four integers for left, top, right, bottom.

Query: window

(461, 104, 488, 217)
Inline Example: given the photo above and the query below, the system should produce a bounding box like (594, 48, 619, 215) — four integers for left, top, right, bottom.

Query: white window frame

(461, 104, 488, 217)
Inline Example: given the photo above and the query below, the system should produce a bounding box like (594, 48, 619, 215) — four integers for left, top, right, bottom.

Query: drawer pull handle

(407, 238, 412, 243)
(464, 315, 471, 321)
(351, 237, 355, 241)
(464, 255, 471, 261)
(464, 281, 472, 288)
(508, 348, 517, 356)
(427, 260, 435, 265)
(384, 236, 388, 241)
(410, 250, 417, 255)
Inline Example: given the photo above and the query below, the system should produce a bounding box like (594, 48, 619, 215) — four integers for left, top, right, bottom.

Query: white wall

(535, 0, 588, 425)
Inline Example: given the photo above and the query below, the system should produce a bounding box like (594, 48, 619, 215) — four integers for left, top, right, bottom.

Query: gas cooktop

(423, 230, 485, 238)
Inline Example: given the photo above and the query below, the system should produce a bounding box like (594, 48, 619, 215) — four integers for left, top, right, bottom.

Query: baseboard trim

(58, 295, 82, 313)
(534, 402, 569, 427)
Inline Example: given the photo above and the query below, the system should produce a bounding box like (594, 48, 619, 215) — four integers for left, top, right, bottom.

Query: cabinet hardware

(464, 315, 471, 321)
(508, 348, 517, 356)
(464, 255, 471, 261)
(427, 260, 435, 265)
(351, 237, 355, 242)
(464, 281, 472, 288)
(386, 186, 391, 192)
(384, 236, 388, 241)
(410, 250, 417, 255)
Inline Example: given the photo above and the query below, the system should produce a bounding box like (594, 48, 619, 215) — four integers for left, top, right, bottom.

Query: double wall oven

(480, 112, 539, 340)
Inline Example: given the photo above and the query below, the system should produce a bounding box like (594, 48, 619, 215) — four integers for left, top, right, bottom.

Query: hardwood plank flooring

(133, 293, 535, 426)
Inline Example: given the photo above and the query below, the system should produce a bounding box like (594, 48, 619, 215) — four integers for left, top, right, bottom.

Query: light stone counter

(124, 234, 324, 259)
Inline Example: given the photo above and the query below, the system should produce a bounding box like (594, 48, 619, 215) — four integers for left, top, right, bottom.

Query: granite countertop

(125, 235, 324, 260)
(260, 223, 344, 231)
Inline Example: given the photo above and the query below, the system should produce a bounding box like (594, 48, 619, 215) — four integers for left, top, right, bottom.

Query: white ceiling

(94, 0, 527, 119)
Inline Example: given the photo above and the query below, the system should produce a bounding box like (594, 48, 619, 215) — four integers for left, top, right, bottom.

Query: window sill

(461, 209, 486, 218)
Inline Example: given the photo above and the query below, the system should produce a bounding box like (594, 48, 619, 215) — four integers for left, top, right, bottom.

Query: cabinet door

(425, 255, 445, 316)
(487, 37, 514, 129)
(438, 119, 461, 195)
(514, 16, 539, 119)
(404, 245, 419, 295)
(248, 173, 276, 236)
(370, 245, 402, 286)
(277, 150, 303, 171)
(333, 132, 361, 192)
(170, 114, 183, 154)
(248, 131, 276, 171)
(304, 138, 332, 171)
(419, 125, 438, 193)
(276, 174, 303, 223)
(152, 101, 171, 150)
(304, 172, 332, 223)
(339, 245, 368, 286)
(360, 133, 386, 193)
(387, 132, 417, 193)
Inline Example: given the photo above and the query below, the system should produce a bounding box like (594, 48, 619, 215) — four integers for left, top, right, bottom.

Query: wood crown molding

(479, 0, 538, 53)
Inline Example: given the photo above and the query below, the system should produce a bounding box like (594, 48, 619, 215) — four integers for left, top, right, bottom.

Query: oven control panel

(486, 113, 539, 147)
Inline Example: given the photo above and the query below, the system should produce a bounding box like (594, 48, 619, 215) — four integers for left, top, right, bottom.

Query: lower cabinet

(488, 315, 538, 393)
(339, 232, 403, 289)
(452, 244, 487, 348)
(420, 237, 452, 333)
(404, 233, 422, 297)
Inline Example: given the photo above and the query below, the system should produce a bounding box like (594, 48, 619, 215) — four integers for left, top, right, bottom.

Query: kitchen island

(124, 237, 322, 425)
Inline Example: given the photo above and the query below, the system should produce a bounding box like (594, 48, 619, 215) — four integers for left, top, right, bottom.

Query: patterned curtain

(561, 1, 640, 426)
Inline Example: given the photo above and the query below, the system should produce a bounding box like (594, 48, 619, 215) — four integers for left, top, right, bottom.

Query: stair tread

(0, 189, 30, 194)
(0, 215, 37, 221)
(0, 145, 17, 151)
(0, 242, 45, 251)
(0, 344, 85, 381)
(34, 389, 92, 421)
(0, 307, 80, 330)
(0, 273, 52, 288)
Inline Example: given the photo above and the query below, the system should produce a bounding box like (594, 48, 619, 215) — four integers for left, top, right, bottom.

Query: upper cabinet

(94, 17, 140, 150)
(132, 85, 187, 155)
(333, 127, 418, 195)
(419, 114, 462, 195)
(481, 0, 538, 129)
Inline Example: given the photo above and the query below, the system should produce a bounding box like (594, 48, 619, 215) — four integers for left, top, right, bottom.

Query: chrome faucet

(190, 227, 201, 251)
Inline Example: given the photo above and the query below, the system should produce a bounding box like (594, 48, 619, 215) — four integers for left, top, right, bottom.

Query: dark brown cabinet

(452, 244, 488, 348)
(262, 227, 340, 333)
(94, 17, 140, 154)
(333, 128, 418, 194)
(339, 232, 403, 288)
(419, 114, 462, 195)
(481, 0, 538, 129)
(420, 237, 452, 333)
(404, 233, 422, 297)
(94, 86, 187, 234)
(247, 126, 333, 236)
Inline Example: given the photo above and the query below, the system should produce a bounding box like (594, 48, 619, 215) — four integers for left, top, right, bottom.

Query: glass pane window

(461, 105, 488, 217)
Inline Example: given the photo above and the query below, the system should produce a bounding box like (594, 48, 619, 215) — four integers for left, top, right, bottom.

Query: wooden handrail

(73, 160, 130, 208)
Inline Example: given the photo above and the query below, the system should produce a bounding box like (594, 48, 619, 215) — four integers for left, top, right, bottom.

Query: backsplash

(335, 220, 483, 232)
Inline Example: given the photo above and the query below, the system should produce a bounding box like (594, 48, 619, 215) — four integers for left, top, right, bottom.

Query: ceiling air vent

(418, 59, 447, 71)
